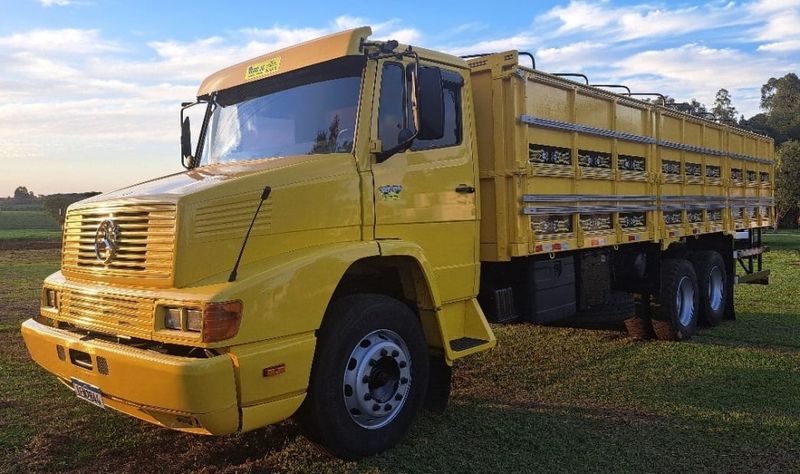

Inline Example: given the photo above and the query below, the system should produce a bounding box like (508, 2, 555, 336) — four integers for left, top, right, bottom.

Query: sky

(1, 0, 798, 197)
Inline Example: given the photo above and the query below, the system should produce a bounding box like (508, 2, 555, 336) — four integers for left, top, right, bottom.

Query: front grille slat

(61, 289, 153, 337)
(61, 203, 176, 280)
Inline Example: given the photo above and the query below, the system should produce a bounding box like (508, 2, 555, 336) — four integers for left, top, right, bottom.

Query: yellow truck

(21, 27, 773, 459)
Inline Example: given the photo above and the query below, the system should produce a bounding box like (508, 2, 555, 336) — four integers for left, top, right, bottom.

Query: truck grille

(61, 289, 153, 337)
(62, 203, 176, 280)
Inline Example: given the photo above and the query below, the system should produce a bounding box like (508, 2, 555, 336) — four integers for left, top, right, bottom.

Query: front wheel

(298, 294, 429, 460)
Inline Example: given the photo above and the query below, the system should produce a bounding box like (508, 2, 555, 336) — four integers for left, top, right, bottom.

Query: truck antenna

(228, 185, 272, 282)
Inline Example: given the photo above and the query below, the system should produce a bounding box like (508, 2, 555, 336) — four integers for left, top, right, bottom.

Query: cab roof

(196, 26, 467, 97)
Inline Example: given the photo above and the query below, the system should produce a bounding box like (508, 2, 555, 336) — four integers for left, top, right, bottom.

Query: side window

(377, 63, 464, 153)
(378, 62, 406, 150)
(411, 69, 463, 151)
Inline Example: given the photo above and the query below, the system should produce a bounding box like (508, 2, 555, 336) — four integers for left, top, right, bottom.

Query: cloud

(0, 29, 120, 53)
(2, 5, 799, 196)
(40, 0, 71, 6)
(443, 33, 538, 57)
(758, 39, 800, 52)
(539, 1, 620, 34)
(536, 41, 610, 70)
(0, 18, 426, 194)
(610, 43, 797, 117)
(538, 0, 780, 44)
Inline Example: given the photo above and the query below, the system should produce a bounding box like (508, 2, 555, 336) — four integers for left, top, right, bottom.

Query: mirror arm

(192, 95, 215, 168)
(375, 48, 422, 163)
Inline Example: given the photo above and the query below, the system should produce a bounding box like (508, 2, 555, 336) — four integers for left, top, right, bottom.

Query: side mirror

(415, 66, 444, 140)
(181, 116, 193, 166)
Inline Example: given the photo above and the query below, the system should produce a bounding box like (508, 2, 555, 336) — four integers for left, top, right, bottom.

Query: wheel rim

(676, 275, 696, 327)
(708, 266, 724, 312)
(342, 329, 412, 429)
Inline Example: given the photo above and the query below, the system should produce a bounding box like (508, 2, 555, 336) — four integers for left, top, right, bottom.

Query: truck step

(734, 246, 769, 259)
(449, 337, 490, 352)
(735, 270, 770, 285)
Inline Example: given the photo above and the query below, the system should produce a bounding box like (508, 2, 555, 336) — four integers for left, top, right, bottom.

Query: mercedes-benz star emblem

(94, 219, 121, 263)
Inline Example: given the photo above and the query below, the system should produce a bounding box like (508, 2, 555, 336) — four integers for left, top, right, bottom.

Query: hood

(64, 153, 363, 288)
(78, 156, 318, 207)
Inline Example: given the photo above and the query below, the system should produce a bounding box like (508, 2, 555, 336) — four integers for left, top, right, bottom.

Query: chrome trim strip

(520, 114, 773, 164)
(523, 205, 658, 215)
(522, 194, 656, 203)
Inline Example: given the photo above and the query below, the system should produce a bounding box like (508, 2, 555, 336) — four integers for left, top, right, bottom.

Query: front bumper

(21, 319, 240, 435)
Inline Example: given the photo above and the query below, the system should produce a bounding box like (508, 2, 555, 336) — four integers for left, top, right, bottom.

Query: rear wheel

(652, 259, 699, 341)
(298, 294, 429, 460)
(690, 251, 727, 326)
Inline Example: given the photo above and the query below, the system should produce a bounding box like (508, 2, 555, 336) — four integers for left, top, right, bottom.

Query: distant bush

(41, 192, 101, 224)
(0, 210, 60, 230)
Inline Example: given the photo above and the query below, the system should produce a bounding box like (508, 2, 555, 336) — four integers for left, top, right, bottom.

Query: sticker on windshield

(245, 57, 282, 81)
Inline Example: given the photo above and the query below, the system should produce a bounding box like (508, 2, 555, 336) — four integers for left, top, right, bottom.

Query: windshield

(199, 57, 364, 165)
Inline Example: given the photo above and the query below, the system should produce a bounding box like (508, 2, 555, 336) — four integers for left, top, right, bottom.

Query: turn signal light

(44, 289, 59, 309)
(202, 301, 242, 342)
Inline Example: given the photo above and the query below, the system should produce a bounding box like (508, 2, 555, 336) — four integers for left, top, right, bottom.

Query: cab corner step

(449, 337, 489, 352)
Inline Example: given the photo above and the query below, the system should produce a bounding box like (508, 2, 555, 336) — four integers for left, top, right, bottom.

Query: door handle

(455, 184, 475, 194)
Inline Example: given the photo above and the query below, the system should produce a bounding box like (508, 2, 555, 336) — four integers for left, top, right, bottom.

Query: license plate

(72, 378, 105, 409)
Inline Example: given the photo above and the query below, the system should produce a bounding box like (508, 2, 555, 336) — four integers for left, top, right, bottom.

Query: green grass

(763, 229, 800, 251)
(0, 210, 61, 241)
(0, 210, 59, 231)
(0, 229, 61, 240)
(2, 242, 800, 473)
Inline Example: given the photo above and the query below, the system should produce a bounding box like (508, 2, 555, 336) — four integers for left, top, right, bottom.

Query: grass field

(1, 232, 799, 473)
(0, 210, 60, 241)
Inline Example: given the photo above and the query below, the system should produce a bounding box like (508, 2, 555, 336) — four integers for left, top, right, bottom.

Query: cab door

(370, 60, 478, 303)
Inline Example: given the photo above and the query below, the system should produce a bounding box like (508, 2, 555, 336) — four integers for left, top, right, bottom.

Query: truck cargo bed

(468, 52, 775, 262)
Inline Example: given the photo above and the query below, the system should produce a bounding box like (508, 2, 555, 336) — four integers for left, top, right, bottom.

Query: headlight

(159, 302, 241, 342)
(162, 307, 202, 333)
(186, 309, 203, 332)
(164, 308, 183, 330)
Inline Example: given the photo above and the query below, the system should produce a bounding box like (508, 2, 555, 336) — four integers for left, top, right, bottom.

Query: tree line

(2, 187, 100, 224)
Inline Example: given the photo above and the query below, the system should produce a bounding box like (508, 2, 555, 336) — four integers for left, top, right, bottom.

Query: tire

(690, 251, 727, 326)
(653, 259, 699, 341)
(298, 294, 429, 460)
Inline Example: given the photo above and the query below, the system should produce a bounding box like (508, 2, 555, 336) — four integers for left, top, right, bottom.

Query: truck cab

(21, 27, 495, 459)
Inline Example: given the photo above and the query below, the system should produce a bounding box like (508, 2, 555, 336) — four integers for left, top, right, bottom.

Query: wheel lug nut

(372, 403, 380, 411)
(400, 377, 408, 384)
(391, 350, 399, 357)
(362, 376, 370, 383)
(364, 393, 372, 401)
(384, 404, 392, 411)
(399, 361, 407, 368)
(369, 359, 377, 367)
(395, 394, 402, 401)
(380, 349, 388, 356)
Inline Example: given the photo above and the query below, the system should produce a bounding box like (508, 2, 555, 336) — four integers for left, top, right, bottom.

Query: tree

(760, 73, 800, 144)
(775, 140, 800, 226)
(712, 88, 738, 125)
(41, 192, 101, 224)
(739, 112, 777, 137)
(669, 98, 708, 116)
(13, 186, 34, 200)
